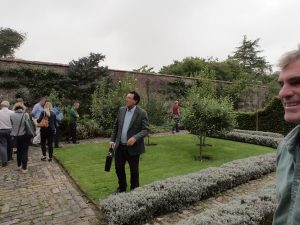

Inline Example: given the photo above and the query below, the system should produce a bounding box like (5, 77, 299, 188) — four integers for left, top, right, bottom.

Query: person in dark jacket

(37, 102, 56, 162)
(10, 102, 31, 173)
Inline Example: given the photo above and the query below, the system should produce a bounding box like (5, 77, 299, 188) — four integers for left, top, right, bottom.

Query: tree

(66, 53, 108, 112)
(0, 27, 26, 58)
(159, 57, 208, 76)
(182, 84, 236, 160)
(229, 35, 272, 76)
(133, 65, 155, 73)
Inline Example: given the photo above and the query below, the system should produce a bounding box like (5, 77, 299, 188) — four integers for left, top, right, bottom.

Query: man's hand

(127, 137, 136, 146)
(109, 142, 115, 149)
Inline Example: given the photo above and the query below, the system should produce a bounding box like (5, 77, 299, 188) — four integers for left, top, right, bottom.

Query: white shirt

(0, 107, 14, 129)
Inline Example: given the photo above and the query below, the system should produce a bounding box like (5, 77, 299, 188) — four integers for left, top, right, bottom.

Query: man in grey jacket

(110, 91, 149, 193)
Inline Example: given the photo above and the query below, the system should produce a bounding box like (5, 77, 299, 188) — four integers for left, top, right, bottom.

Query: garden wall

(0, 58, 267, 111)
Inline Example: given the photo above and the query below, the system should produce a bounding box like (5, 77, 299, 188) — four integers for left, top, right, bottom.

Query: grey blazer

(110, 106, 149, 156)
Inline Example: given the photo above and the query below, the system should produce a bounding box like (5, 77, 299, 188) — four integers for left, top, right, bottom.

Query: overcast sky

(1, 0, 300, 72)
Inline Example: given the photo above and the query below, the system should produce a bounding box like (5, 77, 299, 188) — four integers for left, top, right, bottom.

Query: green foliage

(133, 65, 155, 73)
(166, 78, 192, 100)
(45, 89, 62, 106)
(66, 53, 108, 112)
(229, 35, 272, 75)
(183, 88, 236, 158)
(235, 97, 296, 134)
(159, 57, 208, 76)
(140, 93, 169, 126)
(0, 80, 20, 88)
(0, 27, 26, 57)
(91, 75, 136, 130)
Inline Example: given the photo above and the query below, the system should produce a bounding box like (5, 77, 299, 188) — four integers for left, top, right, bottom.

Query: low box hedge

(99, 153, 276, 225)
(176, 185, 276, 225)
(212, 130, 282, 148)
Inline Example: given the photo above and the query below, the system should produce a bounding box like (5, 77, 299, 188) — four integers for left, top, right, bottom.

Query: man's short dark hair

(129, 91, 140, 105)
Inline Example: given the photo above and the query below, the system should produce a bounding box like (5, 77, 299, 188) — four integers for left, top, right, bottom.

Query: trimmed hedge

(236, 97, 296, 135)
(99, 153, 275, 225)
(211, 130, 283, 148)
(176, 185, 276, 225)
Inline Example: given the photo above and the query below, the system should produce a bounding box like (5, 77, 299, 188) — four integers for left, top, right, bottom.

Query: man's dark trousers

(115, 144, 140, 191)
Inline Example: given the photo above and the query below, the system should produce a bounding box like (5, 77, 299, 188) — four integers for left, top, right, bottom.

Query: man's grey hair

(278, 43, 300, 70)
(1, 100, 10, 108)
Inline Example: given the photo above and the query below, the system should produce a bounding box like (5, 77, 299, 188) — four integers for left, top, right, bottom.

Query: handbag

(37, 112, 49, 128)
(104, 147, 114, 172)
(24, 114, 36, 137)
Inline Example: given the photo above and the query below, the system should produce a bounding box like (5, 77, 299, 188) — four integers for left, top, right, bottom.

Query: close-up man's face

(126, 93, 136, 108)
(278, 59, 300, 124)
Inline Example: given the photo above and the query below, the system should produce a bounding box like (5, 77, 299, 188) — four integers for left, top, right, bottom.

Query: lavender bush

(212, 130, 283, 148)
(100, 153, 276, 225)
(176, 185, 276, 225)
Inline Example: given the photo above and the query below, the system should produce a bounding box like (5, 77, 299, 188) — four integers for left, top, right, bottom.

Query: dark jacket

(110, 106, 149, 156)
(37, 111, 57, 131)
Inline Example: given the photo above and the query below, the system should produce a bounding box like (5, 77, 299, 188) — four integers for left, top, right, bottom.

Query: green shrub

(236, 97, 296, 134)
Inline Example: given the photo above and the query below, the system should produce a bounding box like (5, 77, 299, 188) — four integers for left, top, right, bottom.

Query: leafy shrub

(99, 153, 275, 225)
(91, 76, 136, 130)
(236, 97, 296, 134)
(176, 185, 276, 225)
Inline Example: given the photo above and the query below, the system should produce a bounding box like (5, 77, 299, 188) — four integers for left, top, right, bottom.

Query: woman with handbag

(10, 102, 31, 173)
(37, 102, 56, 162)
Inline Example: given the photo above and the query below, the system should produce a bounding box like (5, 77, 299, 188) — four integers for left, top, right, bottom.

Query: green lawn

(54, 134, 274, 203)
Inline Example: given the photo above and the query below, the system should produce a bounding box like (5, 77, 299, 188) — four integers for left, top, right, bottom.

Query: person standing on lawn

(273, 44, 300, 225)
(109, 91, 149, 193)
(171, 100, 180, 133)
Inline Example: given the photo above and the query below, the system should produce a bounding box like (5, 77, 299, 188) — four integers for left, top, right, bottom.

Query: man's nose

(279, 84, 293, 99)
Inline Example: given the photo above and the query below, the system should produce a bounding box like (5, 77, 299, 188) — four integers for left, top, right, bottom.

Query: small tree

(0, 27, 26, 58)
(66, 53, 108, 112)
(91, 75, 136, 130)
(183, 87, 236, 160)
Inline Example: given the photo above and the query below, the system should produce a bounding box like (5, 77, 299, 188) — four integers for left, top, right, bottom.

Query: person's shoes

(113, 187, 126, 194)
(41, 156, 47, 161)
(72, 141, 80, 144)
(1, 162, 8, 167)
(48, 158, 52, 162)
(18, 166, 22, 170)
(21, 169, 28, 173)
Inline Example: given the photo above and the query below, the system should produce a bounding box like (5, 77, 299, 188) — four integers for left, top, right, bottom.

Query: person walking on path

(0, 101, 14, 167)
(110, 91, 149, 193)
(171, 100, 180, 133)
(37, 102, 57, 162)
(273, 44, 300, 225)
(66, 102, 80, 144)
(31, 97, 46, 145)
(52, 103, 63, 148)
(10, 102, 31, 173)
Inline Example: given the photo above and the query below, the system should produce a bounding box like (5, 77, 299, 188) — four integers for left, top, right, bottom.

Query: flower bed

(176, 185, 276, 225)
(99, 153, 276, 225)
(211, 130, 283, 148)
